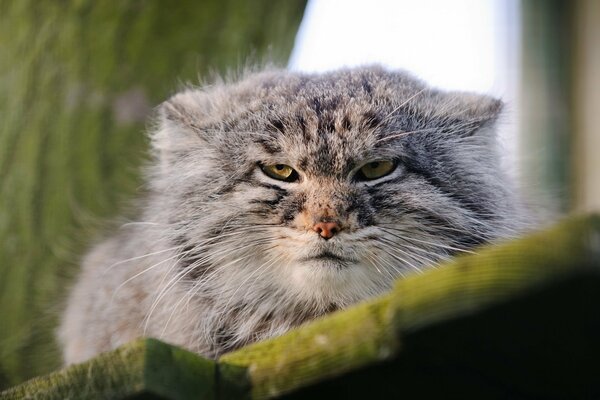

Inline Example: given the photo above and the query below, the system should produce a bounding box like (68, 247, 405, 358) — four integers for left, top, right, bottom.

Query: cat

(59, 65, 529, 364)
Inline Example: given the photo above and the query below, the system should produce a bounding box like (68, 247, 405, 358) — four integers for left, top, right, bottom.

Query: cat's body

(60, 66, 529, 364)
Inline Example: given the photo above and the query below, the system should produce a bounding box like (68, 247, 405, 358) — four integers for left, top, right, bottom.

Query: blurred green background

(1, 0, 598, 391)
(0, 0, 306, 388)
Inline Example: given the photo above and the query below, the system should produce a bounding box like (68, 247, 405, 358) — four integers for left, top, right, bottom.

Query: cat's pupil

(370, 162, 380, 169)
(275, 164, 285, 171)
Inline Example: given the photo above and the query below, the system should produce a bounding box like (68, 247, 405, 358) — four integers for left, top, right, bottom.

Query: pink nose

(312, 221, 341, 240)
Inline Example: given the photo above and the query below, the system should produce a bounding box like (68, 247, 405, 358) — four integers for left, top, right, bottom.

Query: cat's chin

(279, 260, 392, 304)
(302, 258, 352, 269)
(298, 252, 357, 267)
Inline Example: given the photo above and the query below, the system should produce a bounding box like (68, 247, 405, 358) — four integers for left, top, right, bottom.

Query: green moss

(0, 339, 215, 400)
(0, 339, 147, 399)
(220, 297, 399, 399)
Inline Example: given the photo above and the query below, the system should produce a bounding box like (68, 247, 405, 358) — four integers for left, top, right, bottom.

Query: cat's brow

(375, 128, 440, 144)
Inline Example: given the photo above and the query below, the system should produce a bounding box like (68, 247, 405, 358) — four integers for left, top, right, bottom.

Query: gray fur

(60, 65, 529, 363)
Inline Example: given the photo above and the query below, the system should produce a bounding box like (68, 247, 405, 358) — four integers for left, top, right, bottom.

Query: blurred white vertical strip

(289, 0, 521, 173)
(492, 0, 521, 178)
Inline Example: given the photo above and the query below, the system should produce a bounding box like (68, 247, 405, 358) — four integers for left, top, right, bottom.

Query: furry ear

(152, 91, 208, 158)
(427, 90, 504, 137)
(160, 91, 206, 133)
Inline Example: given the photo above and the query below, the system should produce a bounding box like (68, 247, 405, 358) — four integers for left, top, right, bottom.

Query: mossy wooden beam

(0, 339, 215, 400)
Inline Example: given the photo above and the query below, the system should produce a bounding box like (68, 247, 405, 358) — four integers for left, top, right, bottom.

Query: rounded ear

(160, 91, 206, 133)
(424, 90, 504, 137)
(444, 92, 503, 121)
(151, 91, 208, 160)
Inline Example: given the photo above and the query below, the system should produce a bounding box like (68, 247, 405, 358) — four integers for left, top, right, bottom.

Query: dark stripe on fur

(172, 236, 211, 280)
(281, 192, 306, 223)
(400, 155, 495, 221)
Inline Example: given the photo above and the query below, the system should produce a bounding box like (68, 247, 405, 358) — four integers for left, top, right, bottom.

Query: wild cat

(60, 65, 528, 364)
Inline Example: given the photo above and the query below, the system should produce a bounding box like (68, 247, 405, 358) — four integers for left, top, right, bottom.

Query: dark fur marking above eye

(361, 76, 373, 96)
(296, 114, 309, 139)
(312, 98, 323, 117)
(327, 95, 341, 109)
(362, 110, 381, 130)
(256, 138, 282, 154)
(341, 116, 352, 131)
(268, 119, 285, 134)
(298, 156, 308, 170)
(318, 114, 335, 133)
(313, 144, 335, 172)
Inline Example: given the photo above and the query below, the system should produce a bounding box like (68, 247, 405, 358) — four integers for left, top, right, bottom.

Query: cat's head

(149, 66, 521, 313)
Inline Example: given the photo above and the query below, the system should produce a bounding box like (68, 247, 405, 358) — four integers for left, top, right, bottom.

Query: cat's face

(151, 66, 517, 316)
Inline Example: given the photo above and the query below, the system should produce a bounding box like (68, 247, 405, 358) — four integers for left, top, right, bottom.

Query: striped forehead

(257, 109, 382, 178)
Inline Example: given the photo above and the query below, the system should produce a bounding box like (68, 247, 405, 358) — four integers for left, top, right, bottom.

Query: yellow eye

(358, 160, 395, 180)
(261, 164, 298, 182)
